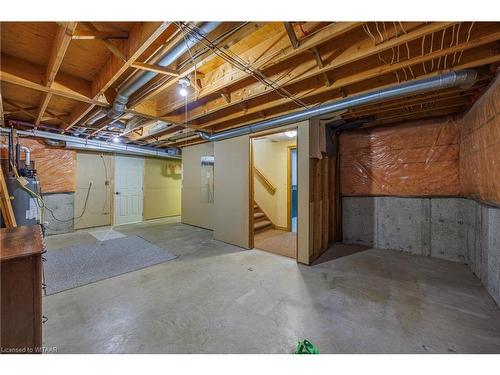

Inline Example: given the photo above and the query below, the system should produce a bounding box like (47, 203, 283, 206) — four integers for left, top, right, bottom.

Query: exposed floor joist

(1, 21, 499, 147)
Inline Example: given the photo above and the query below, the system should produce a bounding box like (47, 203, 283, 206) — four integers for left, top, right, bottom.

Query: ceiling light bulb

(179, 87, 188, 97)
(112, 136, 120, 143)
(285, 130, 297, 138)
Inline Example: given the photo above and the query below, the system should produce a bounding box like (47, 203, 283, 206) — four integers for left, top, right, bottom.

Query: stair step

(254, 220, 272, 231)
(254, 212, 265, 220)
(253, 204, 258, 209)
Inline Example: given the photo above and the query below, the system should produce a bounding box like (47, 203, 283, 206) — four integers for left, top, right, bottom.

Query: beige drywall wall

(253, 138, 296, 229)
(214, 135, 250, 248)
(144, 158, 182, 220)
(74, 152, 113, 229)
(180, 121, 310, 261)
(181, 142, 214, 229)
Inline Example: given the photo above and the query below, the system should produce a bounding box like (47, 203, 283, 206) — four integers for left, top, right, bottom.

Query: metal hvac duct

(106, 22, 222, 122)
(0, 127, 181, 159)
(197, 69, 478, 142)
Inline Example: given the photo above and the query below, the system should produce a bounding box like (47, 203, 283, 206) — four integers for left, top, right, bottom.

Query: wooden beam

(345, 85, 483, 118)
(310, 47, 331, 87)
(283, 22, 299, 49)
(156, 22, 443, 118)
(46, 23, 78, 87)
(171, 22, 455, 122)
(72, 30, 129, 40)
(82, 22, 127, 62)
(35, 22, 77, 127)
(189, 45, 496, 135)
(4, 100, 39, 120)
(1, 53, 97, 104)
(91, 23, 260, 137)
(131, 61, 179, 77)
(34, 93, 52, 126)
(154, 22, 362, 117)
(126, 22, 267, 110)
(371, 101, 469, 124)
(64, 21, 171, 131)
(171, 24, 499, 129)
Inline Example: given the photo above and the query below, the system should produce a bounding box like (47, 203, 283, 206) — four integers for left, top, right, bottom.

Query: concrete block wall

(342, 196, 500, 306)
(42, 192, 74, 235)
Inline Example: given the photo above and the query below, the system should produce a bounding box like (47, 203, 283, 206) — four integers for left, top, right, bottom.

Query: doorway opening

(250, 129, 298, 259)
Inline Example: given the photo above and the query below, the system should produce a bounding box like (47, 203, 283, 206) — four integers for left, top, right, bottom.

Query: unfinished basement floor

(42, 218, 500, 354)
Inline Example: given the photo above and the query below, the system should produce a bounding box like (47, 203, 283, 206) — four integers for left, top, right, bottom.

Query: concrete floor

(43, 217, 500, 353)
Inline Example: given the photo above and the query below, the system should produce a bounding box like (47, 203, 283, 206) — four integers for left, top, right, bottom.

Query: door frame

(287, 145, 297, 232)
(113, 155, 145, 226)
(248, 127, 298, 257)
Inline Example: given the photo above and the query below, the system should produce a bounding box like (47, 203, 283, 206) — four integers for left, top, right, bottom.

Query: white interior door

(114, 156, 144, 225)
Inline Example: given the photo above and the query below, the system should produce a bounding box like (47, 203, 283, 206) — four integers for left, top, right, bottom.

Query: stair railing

(254, 167, 277, 195)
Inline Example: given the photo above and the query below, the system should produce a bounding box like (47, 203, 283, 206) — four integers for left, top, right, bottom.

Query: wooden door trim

(287, 145, 297, 233)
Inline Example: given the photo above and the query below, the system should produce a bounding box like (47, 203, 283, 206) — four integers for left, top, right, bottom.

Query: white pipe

(21, 145, 30, 166)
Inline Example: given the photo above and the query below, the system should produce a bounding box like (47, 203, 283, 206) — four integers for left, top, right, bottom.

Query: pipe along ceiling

(197, 69, 478, 142)
(2, 70, 477, 157)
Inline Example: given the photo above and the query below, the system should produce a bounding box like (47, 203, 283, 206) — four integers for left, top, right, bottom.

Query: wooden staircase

(253, 201, 273, 233)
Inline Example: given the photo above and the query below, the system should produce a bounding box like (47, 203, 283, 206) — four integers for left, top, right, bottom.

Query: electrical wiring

(9, 160, 92, 226)
(457, 22, 474, 65)
(429, 32, 435, 72)
(382, 22, 389, 42)
(175, 21, 202, 148)
(180, 22, 309, 110)
(398, 22, 407, 34)
(43, 182, 92, 223)
(175, 22, 199, 96)
(298, 22, 308, 38)
(437, 27, 447, 70)
(402, 66, 409, 81)
(452, 23, 462, 67)
(421, 35, 428, 74)
(362, 24, 377, 45)
(392, 22, 401, 74)
(374, 22, 384, 44)
(363, 23, 399, 81)
(100, 153, 109, 214)
(129, 23, 249, 107)
(405, 42, 415, 78)
(443, 24, 457, 70)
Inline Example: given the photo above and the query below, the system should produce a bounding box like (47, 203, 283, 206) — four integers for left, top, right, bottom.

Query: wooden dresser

(1, 225, 44, 354)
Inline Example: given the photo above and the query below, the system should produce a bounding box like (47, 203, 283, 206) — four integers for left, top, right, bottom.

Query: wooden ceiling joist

(166, 22, 457, 121)
(168, 24, 500, 131)
(125, 22, 266, 111)
(1, 21, 499, 146)
(35, 22, 77, 127)
(1, 53, 94, 103)
(283, 22, 299, 49)
(72, 30, 129, 40)
(131, 61, 180, 77)
(155, 22, 362, 117)
(63, 21, 171, 131)
(154, 22, 447, 125)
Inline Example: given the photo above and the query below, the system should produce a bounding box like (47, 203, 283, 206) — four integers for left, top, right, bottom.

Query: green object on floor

(295, 339, 320, 354)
